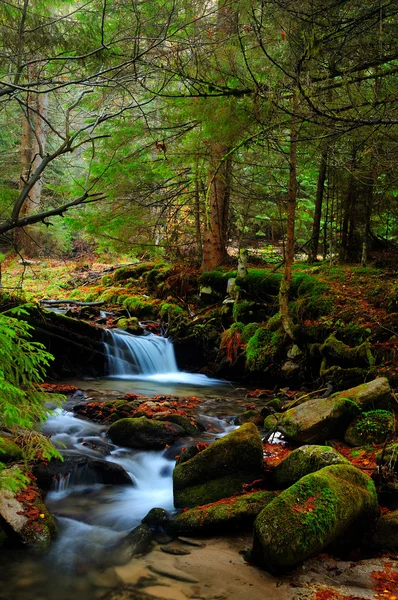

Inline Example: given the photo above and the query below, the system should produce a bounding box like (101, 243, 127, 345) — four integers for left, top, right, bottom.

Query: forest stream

(0, 334, 281, 600)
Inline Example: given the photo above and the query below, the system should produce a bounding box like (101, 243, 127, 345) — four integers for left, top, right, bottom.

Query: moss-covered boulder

(277, 378, 392, 443)
(273, 445, 350, 487)
(0, 438, 24, 463)
(173, 423, 264, 508)
(108, 417, 184, 449)
(344, 410, 395, 446)
(171, 490, 276, 535)
(251, 464, 379, 574)
(372, 510, 398, 550)
(0, 471, 56, 551)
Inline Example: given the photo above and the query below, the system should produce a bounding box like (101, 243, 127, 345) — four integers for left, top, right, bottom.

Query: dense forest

(0, 2, 398, 600)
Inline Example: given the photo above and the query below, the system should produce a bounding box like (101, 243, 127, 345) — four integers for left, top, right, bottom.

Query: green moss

(273, 445, 350, 487)
(233, 300, 256, 323)
(241, 322, 260, 343)
(0, 438, 24, 463)
(113, 261, 162, 282)
(173, 423, 264, 508)
(321, 334, 375, 368)
(122, 296, 158, 318)
(199, 270, 236, 294)
(236, 270, 281, 299)
(264, 413, 281, 430)
(376, 443, 398, 470)
(345, 410, 394, 445)
(172, 490, 276, 535)
(108, 416, 182, 449)
(246, 327, 284, 371)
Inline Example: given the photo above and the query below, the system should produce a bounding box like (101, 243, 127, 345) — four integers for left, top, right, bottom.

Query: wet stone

(160, 545, 191, 556)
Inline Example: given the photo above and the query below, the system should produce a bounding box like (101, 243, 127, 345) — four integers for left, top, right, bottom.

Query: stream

(0, 332, 247, 600)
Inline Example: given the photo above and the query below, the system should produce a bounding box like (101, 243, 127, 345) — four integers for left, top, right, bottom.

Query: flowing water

(0, 332, 245, 600)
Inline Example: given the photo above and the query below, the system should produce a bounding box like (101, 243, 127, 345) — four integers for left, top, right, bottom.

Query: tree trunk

(194, 165, 203, 264)
(279, 92, 298, 340)
(308, 148, 327, 263)
(202, 145, 232, 270)
(339, 146, 357, 262)
(201, 0, 237, 270)
(15, 65, 48, 256)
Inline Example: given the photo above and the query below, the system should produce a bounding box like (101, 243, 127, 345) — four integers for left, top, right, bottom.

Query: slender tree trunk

(194, 164, 203, 264)
(15, 64, 48, 256)
(279, 92, 298, 340)
(339, 145, 356, 262)
(308, 148, 328, 263)
(202, 147, 232, 269)
(202, 0, 237, 270)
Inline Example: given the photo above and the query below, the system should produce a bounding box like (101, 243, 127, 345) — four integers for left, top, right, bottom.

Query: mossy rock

(171, 490, 276, 536)
(116, 317, 144, 334)
(235, 409, 264, 427)
(264, 414, 281, 431)
(113, 262, 163, 282)
(246, 327, 285, 371)
(153, 414, 200, 436)
(372, 510, 398, 549)
(277, 378, 392, 443)
(108, 417, 184, 450)
(344, 410, 395, 446)
(173, 423, 264, 508)
(273, 445, 350, 487)
(0, 472, 57, 551)
(0, 438, 24, 463)
(251, 464, 379, 574)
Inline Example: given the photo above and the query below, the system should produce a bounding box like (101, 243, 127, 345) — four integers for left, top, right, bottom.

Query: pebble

(178, 536, 206, 547)
(160, 545, 191, 556)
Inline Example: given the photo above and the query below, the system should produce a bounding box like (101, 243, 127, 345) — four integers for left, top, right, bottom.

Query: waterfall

(103, 329, 219, 385)
(104, 330, 179, 377)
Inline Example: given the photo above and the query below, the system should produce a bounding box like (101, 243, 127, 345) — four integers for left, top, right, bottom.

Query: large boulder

(173, 423, 264, 508)
(273, 445, 350, 487)
(277, 378, 392, 443)
(108, 416, 184, 449)
(251, 464, 379, 574)
(171, 490, 275, 535)
(0, 469, 57, 551)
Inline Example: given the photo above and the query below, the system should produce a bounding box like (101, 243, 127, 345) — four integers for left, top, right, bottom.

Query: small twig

(282, 388, 327, 410)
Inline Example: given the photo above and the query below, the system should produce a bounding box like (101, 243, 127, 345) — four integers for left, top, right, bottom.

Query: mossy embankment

(4, 258, 398, 385)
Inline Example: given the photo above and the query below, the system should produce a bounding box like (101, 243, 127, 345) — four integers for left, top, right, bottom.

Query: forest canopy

(0, 0, 397, 269)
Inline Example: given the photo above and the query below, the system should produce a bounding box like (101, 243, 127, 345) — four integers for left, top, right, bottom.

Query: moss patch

(345, 410, 395, 446)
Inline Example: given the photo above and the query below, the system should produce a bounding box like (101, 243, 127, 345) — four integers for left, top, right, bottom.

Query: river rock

(276, 378, 392, 443)
(32, 456, 132, 492)
(121, 523, 153, 560)
(372, 510, 398, 549)
(0, 469, 57, 551)
(251, 464, 379, 574)
(171, 490, 275, 535)
(235, 409, 264, 427)
(0, 437, 24, 463)
(344, 410, 395, 446)
(153, 413, 201, 435)
(173, 423, 264, 508)
(273, 445, 350, 487)
(108, 416, 184, 449)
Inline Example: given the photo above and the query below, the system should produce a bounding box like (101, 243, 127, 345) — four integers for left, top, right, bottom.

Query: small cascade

(104, 329, 218, 385)
(104, 330, 178, 376)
